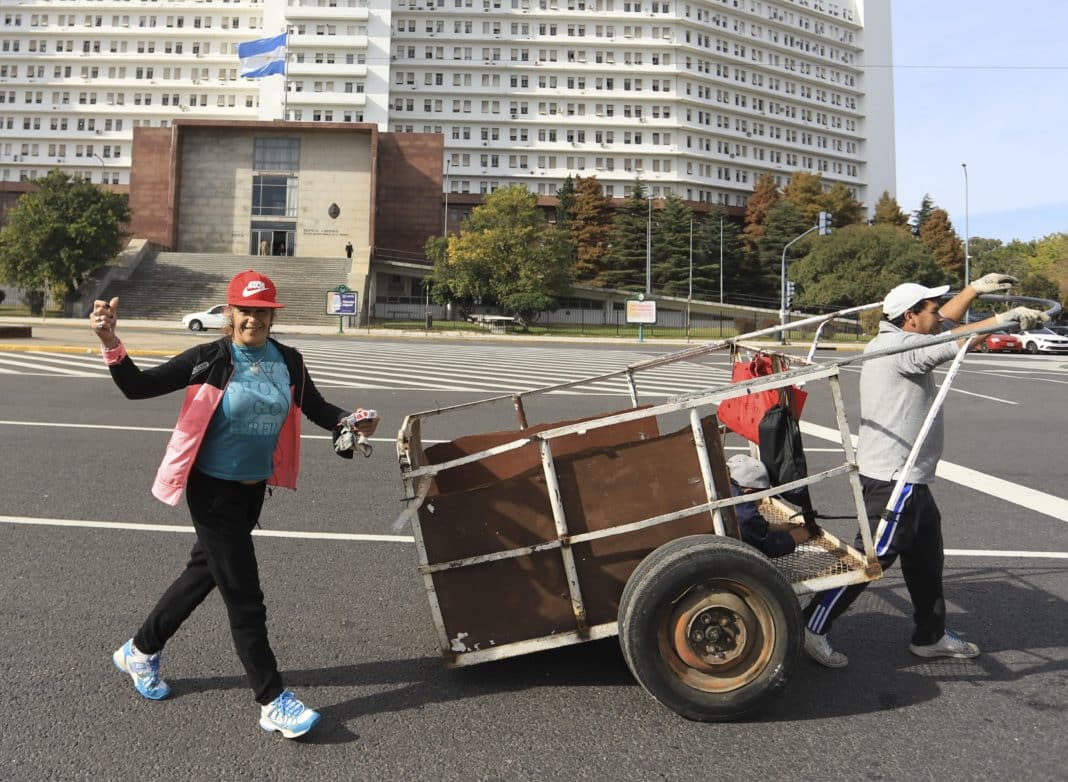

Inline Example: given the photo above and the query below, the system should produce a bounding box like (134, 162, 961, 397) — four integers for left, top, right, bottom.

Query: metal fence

(368, 303, 867, 343)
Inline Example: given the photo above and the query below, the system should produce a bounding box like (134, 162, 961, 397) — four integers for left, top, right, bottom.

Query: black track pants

(133, 468, 283, 705)
(802, 476, 946, 646)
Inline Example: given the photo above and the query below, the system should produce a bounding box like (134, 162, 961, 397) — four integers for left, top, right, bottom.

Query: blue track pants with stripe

(802, 475, 946, 646)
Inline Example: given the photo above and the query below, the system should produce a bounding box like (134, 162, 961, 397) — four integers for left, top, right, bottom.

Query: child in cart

(727, 454, 812, 557)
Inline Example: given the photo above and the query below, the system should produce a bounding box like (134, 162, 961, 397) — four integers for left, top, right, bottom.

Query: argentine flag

(238, 32, 288, 79)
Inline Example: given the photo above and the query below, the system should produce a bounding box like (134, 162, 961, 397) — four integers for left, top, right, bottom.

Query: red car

(979, 332, 1023, 353)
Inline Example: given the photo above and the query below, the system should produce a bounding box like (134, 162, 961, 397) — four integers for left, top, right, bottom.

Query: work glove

(334, 409, 379, 458)
(970, 273, 1018, 294)
(994, 307, 1050, 331)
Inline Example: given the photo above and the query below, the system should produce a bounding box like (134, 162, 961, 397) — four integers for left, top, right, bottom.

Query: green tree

(743, 172, 780, 248)
(872, 190, 909, 228)
(820, 182, 865, 227)
(554, 175, 577, 259)
(568, 175, 615, 286)
(0, 170, 130, 311)
(694, 206, 746, 302)
(789, 224, 946, 310)
(782, 171, 824, 224)
(429, 185, 570, 330)
(911, 194, 936, 236)
(555, 175, 577, 230)
(918, 208, 965, 281)
(650, 193, 695, 295)
(603, 180, 652, 291)
(977, 234, 1068, 306)
(753, 202, 809, 306)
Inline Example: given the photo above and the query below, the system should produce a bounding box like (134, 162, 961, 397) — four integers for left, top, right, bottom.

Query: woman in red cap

(89, 269, 377, 739)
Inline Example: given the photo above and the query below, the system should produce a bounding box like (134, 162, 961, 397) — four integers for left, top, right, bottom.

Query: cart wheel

(618, 535, 801, 722)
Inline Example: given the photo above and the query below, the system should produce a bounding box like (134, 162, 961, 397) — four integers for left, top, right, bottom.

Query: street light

(443, 159, 451, 237)
(92, 153, 106, 184)
(780, 211, 832, 343)
(718, 214, 724, 304)
(687, 218, 693, 339)
(645, 192, 653, 296)
(961, 163, 970, 287)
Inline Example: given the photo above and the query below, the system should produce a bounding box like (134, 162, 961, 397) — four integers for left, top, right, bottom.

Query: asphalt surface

(0, 323, 1065, 781)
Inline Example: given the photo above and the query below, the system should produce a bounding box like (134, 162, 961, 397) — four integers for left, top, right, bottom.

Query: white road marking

(944, 549, 1068, 560)
(800, 421, 1068, 524)
(0, 514, 1061, 558)
(0, 514, 414, 543)
(933, 384, 1018, 404)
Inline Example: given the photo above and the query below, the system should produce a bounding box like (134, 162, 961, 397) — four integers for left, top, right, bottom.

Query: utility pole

(780, 211, 832, 344)
(687, 218, 693, 340)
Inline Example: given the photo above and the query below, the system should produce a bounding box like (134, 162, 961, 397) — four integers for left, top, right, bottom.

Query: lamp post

(779, 212, 831, 344)
(92, 153, 106, 184)
(443, 159, 451, 236)
(718, 214, 724, 304)
(961, 162, 970, 287)
(687, 218, 693, 340)
(645, 192, 653, 296)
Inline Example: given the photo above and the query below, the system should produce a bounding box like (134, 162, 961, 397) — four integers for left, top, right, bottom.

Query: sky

(890, 0, 1068, 244)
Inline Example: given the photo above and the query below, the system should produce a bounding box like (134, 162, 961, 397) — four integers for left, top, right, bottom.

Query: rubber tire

(188, 319, 203, 332)
(976, 341, 989, 353)
(618, 535, 801, 722)
(1025, 341, 1039, 354)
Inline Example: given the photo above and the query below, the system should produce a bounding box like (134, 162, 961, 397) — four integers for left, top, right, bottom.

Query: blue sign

(326, 291, 357, 315)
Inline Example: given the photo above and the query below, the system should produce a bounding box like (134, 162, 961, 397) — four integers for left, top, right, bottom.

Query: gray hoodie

(856, 320, 959, 484)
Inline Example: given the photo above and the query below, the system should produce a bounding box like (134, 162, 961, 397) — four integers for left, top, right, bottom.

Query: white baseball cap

(882, 283, 950, 320)
(727, 454, 770, 490)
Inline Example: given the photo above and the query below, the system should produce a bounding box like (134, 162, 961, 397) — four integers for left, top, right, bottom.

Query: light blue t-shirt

(196, 341, 291, 481)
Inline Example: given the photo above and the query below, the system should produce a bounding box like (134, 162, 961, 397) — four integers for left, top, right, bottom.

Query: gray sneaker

(909, 629, 980, 659)
(804, 629, 848, 668)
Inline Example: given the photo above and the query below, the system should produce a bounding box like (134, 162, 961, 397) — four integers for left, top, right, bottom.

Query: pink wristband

(101, 341, 127, 366)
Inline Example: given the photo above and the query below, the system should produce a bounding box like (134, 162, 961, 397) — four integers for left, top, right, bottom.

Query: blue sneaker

(260, 690, 321, 739)
(112, 639, 171, 700)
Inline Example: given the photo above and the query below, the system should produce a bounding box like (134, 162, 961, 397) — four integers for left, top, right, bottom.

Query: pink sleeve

(101, 341, 128, 366)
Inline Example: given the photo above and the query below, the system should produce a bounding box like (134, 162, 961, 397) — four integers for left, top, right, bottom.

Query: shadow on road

(168, 564, 1067, 742)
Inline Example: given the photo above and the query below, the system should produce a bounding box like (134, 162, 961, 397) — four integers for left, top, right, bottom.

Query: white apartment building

(1, 0, 894, 212)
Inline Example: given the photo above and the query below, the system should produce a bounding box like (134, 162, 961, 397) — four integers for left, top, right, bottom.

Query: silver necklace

(237, 344, 269, 374)
(236, 343, 289, 401)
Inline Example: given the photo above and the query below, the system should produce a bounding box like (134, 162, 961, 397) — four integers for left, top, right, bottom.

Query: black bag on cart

(758, 404, 819, 530)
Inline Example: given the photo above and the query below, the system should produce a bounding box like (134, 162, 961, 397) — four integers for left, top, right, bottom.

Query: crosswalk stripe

(0, 342, 728, 395)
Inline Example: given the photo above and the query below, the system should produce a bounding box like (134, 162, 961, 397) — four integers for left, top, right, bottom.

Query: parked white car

(1019, 328, 1068, 354)
(181, 304, 227, 332)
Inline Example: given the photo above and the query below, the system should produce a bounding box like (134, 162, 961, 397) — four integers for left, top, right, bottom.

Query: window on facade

(253, 137, 299, 171)
(251, 176, 298, 217)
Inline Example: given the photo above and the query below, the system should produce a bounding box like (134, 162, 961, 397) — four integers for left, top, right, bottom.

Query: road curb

(0, 343, 174, 357)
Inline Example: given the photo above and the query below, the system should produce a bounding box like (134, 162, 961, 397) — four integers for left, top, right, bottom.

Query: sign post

(625, 293, 657, 343)
(325, 284, 357, 334)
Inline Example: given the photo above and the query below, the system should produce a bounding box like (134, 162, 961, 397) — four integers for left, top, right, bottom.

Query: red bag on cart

(717, 353, 807, 444)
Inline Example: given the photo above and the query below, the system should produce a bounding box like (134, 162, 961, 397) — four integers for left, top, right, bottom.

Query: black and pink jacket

(105, 337, 347, 506)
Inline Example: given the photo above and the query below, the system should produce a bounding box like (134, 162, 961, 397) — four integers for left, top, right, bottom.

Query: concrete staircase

(101, 252, 354, 327)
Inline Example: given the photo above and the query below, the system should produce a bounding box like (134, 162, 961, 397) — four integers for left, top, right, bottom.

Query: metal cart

(393, 300, 1053, 721)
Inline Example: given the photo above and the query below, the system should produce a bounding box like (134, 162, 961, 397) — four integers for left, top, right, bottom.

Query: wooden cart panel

(419, 416, 736, 655)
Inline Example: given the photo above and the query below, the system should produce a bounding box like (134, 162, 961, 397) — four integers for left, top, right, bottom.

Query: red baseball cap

(227, 269, 284, 309)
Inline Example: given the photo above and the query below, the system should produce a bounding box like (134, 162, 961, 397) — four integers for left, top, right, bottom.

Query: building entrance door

(250, 223, 296, 256)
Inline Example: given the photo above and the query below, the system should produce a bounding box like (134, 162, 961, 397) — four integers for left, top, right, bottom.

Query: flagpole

(281, 26, 290, 121)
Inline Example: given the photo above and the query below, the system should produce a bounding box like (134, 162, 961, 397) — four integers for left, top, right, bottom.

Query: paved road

(1, 338, 1065, 780)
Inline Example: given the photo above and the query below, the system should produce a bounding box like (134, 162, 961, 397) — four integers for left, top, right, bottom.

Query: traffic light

(817, 211, 832, 235)
(785, 280, 796, 308)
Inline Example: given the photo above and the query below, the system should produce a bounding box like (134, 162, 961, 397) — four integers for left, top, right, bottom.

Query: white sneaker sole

(908, 644, 980, 659)
(259, 713, 321, 739)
